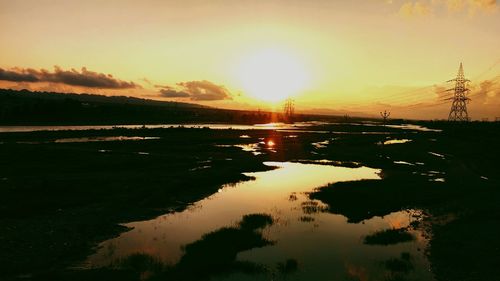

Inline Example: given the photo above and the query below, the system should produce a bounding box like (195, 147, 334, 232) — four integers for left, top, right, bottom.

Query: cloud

(177, 80, 232, 101)
(159, 86, 191, 98)
(157, 80, 232, 101)
(0, 66, 139, 89)
(446, 0, 497, 15)
(399, 1, 433, 17)
(0, 68, 39, 82)
(396, 0, 497, 17)
(434, 85, 449, 99)
(470, 77, 500, 104)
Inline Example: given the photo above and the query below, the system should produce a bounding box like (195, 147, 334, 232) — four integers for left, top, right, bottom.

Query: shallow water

(0, 123, 296, 133)
(385, 124, 442, 132)
(0, 121, 440, 133)
(55, 136, 160, 143)
(382, 139, 412, 145)
(15, 136, 161, 144)
(85, 162, 434, 280)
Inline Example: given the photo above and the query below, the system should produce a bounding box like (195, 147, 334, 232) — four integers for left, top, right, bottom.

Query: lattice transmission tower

(283, 98, 295, 122)
(380, 110, 390, 125)
(446, 63, 471, 121)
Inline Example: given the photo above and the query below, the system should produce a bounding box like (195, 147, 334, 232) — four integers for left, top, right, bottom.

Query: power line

(472, 58, 500, 80)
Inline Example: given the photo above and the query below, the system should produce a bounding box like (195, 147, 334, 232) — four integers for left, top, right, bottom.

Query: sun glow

(235, 48, 310, 103)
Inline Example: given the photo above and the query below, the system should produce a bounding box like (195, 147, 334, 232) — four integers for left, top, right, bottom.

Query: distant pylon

(447, 63, 471, 121)
(283, 98, 295, 121)
(380, 110, 390, 125)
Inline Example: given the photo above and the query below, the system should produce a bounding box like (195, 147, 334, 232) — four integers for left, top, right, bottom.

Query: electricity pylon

(283, 98, 295, 122)
(446, 63, 471, 121)
(380, 110, 390, 125)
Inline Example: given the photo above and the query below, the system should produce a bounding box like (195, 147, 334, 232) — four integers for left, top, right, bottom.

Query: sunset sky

(1, 0, 499, 120)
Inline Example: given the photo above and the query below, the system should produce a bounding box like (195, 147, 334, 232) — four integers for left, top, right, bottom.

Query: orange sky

(1, 0, 499, 120)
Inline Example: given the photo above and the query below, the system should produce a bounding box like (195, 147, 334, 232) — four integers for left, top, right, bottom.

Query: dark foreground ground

(0, 122, 499, 281)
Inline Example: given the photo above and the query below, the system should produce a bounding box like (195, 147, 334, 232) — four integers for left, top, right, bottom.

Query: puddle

(428, 152, 445, 159)
(394, 161, 415, 166)
(293, 159, 362, 168)
(386, 124, 442, 132)
(216, 143, 264, 155)
(217, 140, 278, 155)
(430, 178, 445, 182)
(381, 139, 412, 145)
(311, 140, 329, 149)
(189, 165, 211, 171)
(84, 162, 433, 281)
(420, 171, 446, 182)
(234, 143, 262, 155)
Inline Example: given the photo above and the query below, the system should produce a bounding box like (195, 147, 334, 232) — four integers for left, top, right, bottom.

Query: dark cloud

(159, 87, 190, 98)
(0, 66, 139, 89)
(177, 80, 231, 101)
(0, 68, 39, 82)
(157, 80, 232, 101)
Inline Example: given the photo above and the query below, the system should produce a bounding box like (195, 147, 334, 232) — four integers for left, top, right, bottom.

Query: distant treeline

(0, 88, 329, 125)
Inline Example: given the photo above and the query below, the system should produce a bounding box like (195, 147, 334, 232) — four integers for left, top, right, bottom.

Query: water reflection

(0, 121, 441, 133)
(218, 140, 277, 156)
(381, 139, 412, 145)
(234, 144, 262, 155)
(311, 140, 329, 149)
(16, 136, 160, 144)
(55, 136, 160, 143)
(386, 124, 442, 132)
(85, 162, 434, 281)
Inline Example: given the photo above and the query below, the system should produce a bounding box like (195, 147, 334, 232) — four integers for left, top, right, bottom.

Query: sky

(1, 0, 499, 120)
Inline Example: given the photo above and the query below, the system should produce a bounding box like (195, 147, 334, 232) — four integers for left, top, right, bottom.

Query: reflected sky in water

(86, 162, 434, 280)
(0, 121, 440, 133)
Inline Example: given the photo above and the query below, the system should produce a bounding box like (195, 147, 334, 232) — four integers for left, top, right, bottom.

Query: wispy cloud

(446, 0, 497, 15)
(469, 76, 500, 104)
(0, 66, 139, 89)
(399, 1, 433, 17)
(394, 0, 498, 17)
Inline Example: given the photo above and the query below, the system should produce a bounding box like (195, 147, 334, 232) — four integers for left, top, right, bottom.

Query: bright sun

(236, 48, 310, 103)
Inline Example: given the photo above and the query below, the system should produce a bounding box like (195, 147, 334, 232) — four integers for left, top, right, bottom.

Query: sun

(235, 48, 310, 103)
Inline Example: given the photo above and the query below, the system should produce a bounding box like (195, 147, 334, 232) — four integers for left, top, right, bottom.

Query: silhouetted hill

(0, 88, 383, 125)
(0, 88, 208, 108)
(0, 88, 278, 125)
